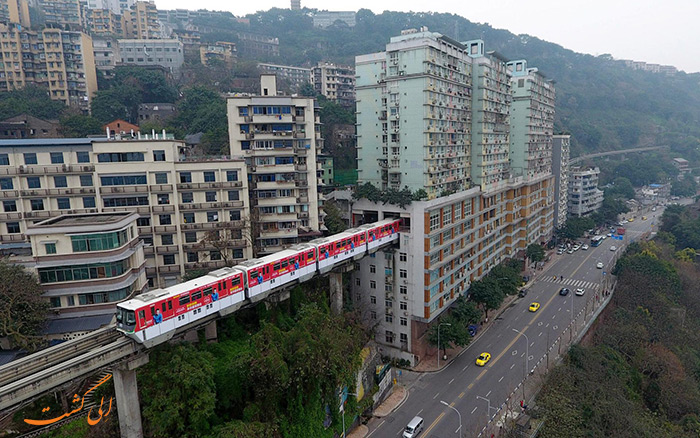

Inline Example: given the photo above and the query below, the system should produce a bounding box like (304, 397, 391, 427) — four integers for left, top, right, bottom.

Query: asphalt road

(366, 206, 663, 438)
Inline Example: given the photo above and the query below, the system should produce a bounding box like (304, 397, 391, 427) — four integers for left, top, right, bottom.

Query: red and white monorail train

(116, 218, 401, 346)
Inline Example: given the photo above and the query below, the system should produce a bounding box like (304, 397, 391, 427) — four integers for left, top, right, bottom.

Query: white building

(118, 39, 184, 77)
(568, 167, 604, 217)
(552, 135, 570, 228)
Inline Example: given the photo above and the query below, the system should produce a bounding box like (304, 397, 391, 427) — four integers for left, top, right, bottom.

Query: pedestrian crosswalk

(541, 276, 600, 290)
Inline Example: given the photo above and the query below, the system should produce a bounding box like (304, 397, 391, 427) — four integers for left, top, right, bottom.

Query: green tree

(605, 177, 635, 199)
(299, 82, 317, 97)
(671, 174, 698, 197)
(526, 243, 546, 263)
(170, 86, 229, 155)
(0, 260, 49, 351)
(323, 200, 347, 234)
(468, 277, 504, 320)
(353, 182, 381, 202)
(59, 114, 103, 137)
(140, 344, 216, 438)
(451, 296, 482, 325)
(426, 314, 471, 356)
(110, 66, 178, 103)
(561, 216, 595, 240)
(0, 85, 65, 120)
(90, 86, 141, 124)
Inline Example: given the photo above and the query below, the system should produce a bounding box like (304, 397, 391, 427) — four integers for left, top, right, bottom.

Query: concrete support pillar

(329, 271, 343, 315)
(183, 329, 199, 343)
(204, 320, 218, 343)
(114, 354, 149, 438)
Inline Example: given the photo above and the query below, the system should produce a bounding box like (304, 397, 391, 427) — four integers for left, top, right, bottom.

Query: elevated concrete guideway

(569, 145, 667, 166)
(0, 235, 400, 437)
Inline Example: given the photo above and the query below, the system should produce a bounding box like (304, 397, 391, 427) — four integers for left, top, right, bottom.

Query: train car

(359, 218, 401, 252)
(311, 228, 368, 274)
(234, 245, 317, 302)
(116, 267, 244, 347)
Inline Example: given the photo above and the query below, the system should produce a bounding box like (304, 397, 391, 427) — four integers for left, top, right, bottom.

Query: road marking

(476, 369, 487, 380)
(459, 392, 464, 398)
(558, 307, 561, 311)
(468, 383, 474, 390)
(521, 352, 525, 357)
(433, 392, 439, 399)
(417, 409, 423, 416)
(471, 406, 478, 414)
(530, 342, 535, 347)
(462, 364, 469, 371)
(366, 420, 384, 438)
(510, 363, 515, 369)
(498, 376, 504, 382)
(539, 331, 543, 337)
(449, 378, 454, 385)
(486, 390, 491, 397)
(423, 412, 446, 436)
(552, 315, 556, 319)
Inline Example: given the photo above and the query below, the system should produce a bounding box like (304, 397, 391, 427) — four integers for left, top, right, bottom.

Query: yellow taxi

(642, 216, 647, 221)
(476, 352, 491, 367)
(528, 302, 540, 312)
(628, 217, 635, 222)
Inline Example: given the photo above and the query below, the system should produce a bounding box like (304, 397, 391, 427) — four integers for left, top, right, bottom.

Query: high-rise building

(0, 137, 251, 288)
(39, 0, 84, 29)
(227, 75, 324, 255)
(117, 39, 184, 77)
(0, 0, 30, 27)
(352, 29, 555, 363)
(568, 166, 603, 217)
(200, 41, 237, 69)
(123, 0, 160, 39)
(87, 0, 135, 15)
(0, 24, 98, 112)
(257, 63, 312, 93)
(552, 135, 570, 228)
(85, 8, 125, 37)
(312, 62, 355, 108)
(290, 0, 300, 9)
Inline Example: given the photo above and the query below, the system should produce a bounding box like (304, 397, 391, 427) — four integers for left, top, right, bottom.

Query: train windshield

(116, 307, 135, 326)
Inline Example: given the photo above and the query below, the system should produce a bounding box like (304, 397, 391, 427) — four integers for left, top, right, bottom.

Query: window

(137, 217, 150, 226)
(179, 172, 192, 183)
(229, 210, 241, 221)
(183, 212, 195, 223)
(400, 333, 408, 343)
(3, 200, 16, 211)
(370, 311, 377, 320)
(385, 331, 394, 343)
(76, 151, 90, 163)
(385, 314, 393, 323)
(370, 280, 376, 289)
(163, 254, 175, 265)
(30, 199, 44, 211)
(161, 234, 174, 245)
(203, 171, 215, 182)
(355, 278, 360, 286)
(98, 153, 144, 162)
(370, 264, 376, 273)
(430, 210, 440, 231)
(153, 150, 165, 161)
(443, 208, 452, 226)
(181, 192, 193, 203)
(7, 222, 20, 233)
(54, 176, 67, 187)
(226, 170, 238, 182)
(24, 153, 37, 165)
(158, 194, 169, 205)
(155, 173, 168, 184)
(0, 153, 8, 165)
(50, 152, 64, 164)
(50, 297, 61, 308)
(101, 175, 147, 186)
(78, 174, 93, 187)
(159, 214, 171, 225)
(45, 243, 56, 254)
(370, 296, 376, 304)
(399, 252, 407, 262)
(400, 269, 407, 278)
(400, 301, 407, 310)
(38, 260, 130, 283)
(0, 178, 13, 190)
(400, 286, 407, 294)
(57, 198, 70, 209)
(210, 251, 222, 261)
(71, 230, 129, 252)
(385, 300, 393, 308)
(27, 176, 40, 188)
(205, 191, 217, 202)
(207, 211, 218, 222)
(187, 252, 198, 262)
(68, 296, 75, 306)
(185, 232, 197, 243)
(83, 197, 96, 208)
(227, 190, 239, 201)
(454, 203, 462, 220)
(400, 317, 407, 326)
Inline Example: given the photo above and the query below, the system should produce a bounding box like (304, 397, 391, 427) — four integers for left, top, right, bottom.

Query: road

(365, 206, 663, 438)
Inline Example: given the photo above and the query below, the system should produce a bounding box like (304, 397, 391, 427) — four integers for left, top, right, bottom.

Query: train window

(168, 301, 173, 310)
(192, 291, 202, 300)
(161, 302, 167, 313)
(250, 269, 258, 279)
(203, 287, 212, 296)
(231, 276, 241, 287)
(308, 251, 314, 259)
(179, 295, 190, 306)
(138, 310, 145, 320)
(273, 262, 280, 271)
(150, 306, 156, 316)
(281, 260, 288, 268)
(126, 311, 135, 325)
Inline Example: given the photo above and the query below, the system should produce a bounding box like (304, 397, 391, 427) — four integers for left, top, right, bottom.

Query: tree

(526, 243, 546, 263)
(451, 296, 482, 325)
(426, 314, 471, 356)
(605, 177, 635, 200)
(90, 86, 140, 124)
(0, 260, 49, 350)
(59, 114, 103, 138)
(0, 85, 65, 120)
(170, 86, 229, 155)
(468, 277, 504, 320)
(671, 174, 698, 197)
(299, 82, 316, 97)
(560, 216, 595, 239)
(353, 182, 381, 202)
(323, 200, 347, 234)
(199, 228, 244, 266)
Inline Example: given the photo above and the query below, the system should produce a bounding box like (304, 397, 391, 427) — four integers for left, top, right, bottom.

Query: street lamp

(440, 400, 462, 436)
(512, 328, 530, 396)
(437, 322, 451, 369)
(476, 395, 498, 419)
(341, 391, 358, 438)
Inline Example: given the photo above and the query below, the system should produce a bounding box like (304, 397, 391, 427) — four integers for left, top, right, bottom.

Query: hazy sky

(156, 0, 700, 73)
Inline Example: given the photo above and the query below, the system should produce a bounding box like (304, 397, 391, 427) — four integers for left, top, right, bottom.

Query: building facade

(123, 1, 161, 39)
(227, 75, 324, 255)
(552, 135, 570, 228)
(87, 0, 135, 15)
(138, 102, 176, 124)
(312, 62, 355, 108)
(312, 11, 356, 28)
(200, 41, 237, 68)
(117, 39, 184, 77)
(0, 24, 98, 112)
(236, 32, 279, 58)
(0, 114, 61, 139)
(0, 0, 30, 27)
(85, 8, 125, 37)
(257, 63, 312, 93)
(39, 0, 84, 29)
(0, 137, 251, 288)
(568, 166, 604, 217)
(92, 36, 118, 76)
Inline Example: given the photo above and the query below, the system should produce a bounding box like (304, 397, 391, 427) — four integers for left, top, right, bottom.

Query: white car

(575, 288, 585, 296)
(607, 233, 612, 237)
(573, 245, 581, 251)
(596, 261, 604, 269)
(581, 244, 589, 250)
(610, 245, 617, 251)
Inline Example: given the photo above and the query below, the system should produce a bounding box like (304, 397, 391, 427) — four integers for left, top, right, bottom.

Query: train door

(190, 289, 206, 322)
(160, 300, 175, 333)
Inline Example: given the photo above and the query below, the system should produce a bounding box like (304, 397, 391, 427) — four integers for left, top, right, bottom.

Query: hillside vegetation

(197, 8, 700, 160)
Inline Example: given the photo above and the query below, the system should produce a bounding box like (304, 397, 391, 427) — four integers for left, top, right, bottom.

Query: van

(403, 416, 424, 438)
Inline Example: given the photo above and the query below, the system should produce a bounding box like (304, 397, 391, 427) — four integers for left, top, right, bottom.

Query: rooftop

(31, 212, 135, 228)
(44, 314, 114, 335)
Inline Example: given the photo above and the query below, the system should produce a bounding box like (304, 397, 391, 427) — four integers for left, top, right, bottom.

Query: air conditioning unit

(18, 165, 26, 173)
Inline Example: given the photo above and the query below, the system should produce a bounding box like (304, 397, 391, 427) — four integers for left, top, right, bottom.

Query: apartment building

(85, 8, 125, 37)
(123, 1, 160, 39)
(257, 63, 312, 92)
(236, 32, 279, 58)
(39, 0, 84, 29)
(568, 166, 604, 217)
(171, 29, 201, 62)
(200, 41, 237, 69)
(0, 137, 251, 288)
(92, 36, 118, 76)
(87, 0, 135, 15)
(312, 62, 355, 108)
(0, 0, 30, 27)
(0, 114, 61, 139)
(0, 24, 98, 112)
(356, 28, 473, 197)
(227, 75, 324, 255)
(117, 39, 184, 77)
(312, 11, 356, 28)
(552, 135, 570, 228)
(290, 0, 300, 10)
(352, 29, 555, 363)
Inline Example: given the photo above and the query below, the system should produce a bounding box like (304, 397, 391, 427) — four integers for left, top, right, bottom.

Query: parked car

(567, 248, 574, 254)
(518, 288, 529, 298)
(610, 245, 617, 251)
(581, 244, 589, 250)
(559, 287, 570, 296)
(575, 288, 585, 296)
(557, 248, 564, 255)
(468, 324, 479, 337)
